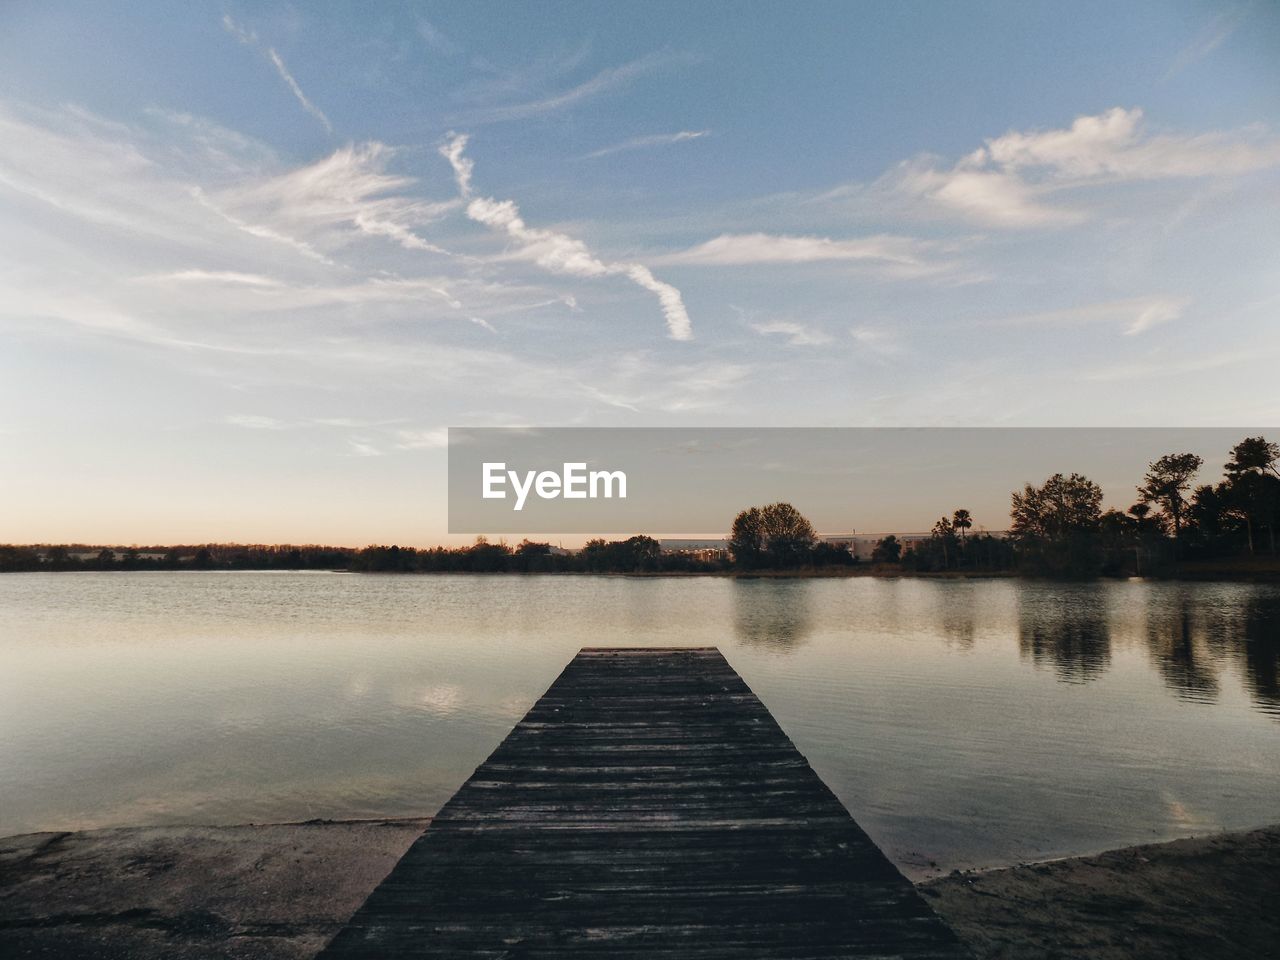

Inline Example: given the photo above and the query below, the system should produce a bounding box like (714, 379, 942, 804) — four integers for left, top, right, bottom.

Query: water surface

(1, 572, 1277, 878)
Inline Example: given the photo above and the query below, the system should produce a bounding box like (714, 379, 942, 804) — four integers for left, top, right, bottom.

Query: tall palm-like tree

(952, 508, 972, 543)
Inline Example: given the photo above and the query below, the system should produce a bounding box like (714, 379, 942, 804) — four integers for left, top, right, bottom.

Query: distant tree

(965, 533, 1016, 571)
(95, 548, 115, 570)
(610, 535, 662, 571)
(729, 507, 765, 569)
(467, 536, 511, 572)
(357, 544, 418, 573)
(758, 502, 818, 568)
(1128, 501, 1172, 545)
(871, 535, 901, 564)
(1226, 436, 1280, 479)
(729, 502, 817, 569)
(952, 509, 972, 543)
(1186, 482, 1250, 558)
(811, 541, 855, 566)
(1138, 453, 1203, 555)
(1010, 473, 1104, 577)
(931, 516, 956, 569)
(0, 546, 42, 572)
(1224, 436, 1280, 556)
(45, 545, 73, 570)
(578, 538, 611, 572)
(513, 539, 554, 572)
(192, 548, 214, 569)
(579, 535, 663, 573)
(1099, 509, 1141, 575)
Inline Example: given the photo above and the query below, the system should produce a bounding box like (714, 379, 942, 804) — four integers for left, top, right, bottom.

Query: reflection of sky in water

(0, 572, 1277, 879)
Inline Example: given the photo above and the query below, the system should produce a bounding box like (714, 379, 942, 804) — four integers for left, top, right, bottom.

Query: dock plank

(319, 647, 968, 958)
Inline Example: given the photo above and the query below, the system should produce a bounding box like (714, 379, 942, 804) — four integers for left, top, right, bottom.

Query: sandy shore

(0, 819, 428, 959)
(920, 825, 1280, 959)
(1, 819, 1275, 958)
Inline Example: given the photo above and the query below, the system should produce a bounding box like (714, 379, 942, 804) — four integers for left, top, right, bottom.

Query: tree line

(724, 434, 1278, 577)
(1006, 436, 1279, 577)
(0, 543, 355, 573)
(4, 435, 1276, 579)
(351, 537, 721, 573)
(0, 538, 724, 575)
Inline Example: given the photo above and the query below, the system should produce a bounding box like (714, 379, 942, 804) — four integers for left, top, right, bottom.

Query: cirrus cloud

(883, 107, 1280, 227)
(662, 231, 926, 266)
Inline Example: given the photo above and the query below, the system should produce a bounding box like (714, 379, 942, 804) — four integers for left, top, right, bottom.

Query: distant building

(658, 538, 730, 562)
(816, 533, 858, 555)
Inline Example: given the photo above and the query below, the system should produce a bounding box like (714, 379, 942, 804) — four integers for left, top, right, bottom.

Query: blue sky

(1, 1, 1278, 544)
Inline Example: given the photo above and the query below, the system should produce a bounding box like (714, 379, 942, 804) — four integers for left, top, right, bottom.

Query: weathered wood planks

(319, 647, 970, 958)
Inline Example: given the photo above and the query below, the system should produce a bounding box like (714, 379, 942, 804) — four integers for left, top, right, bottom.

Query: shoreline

(3, 566, 1278, 582)
(2, 819, 1274, 959)
(921, 823, 1280, 959)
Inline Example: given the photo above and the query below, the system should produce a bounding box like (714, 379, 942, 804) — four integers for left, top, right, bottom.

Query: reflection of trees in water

(732, 579, 814, 653)
(1017, 592, 1111, 683)
(1149, 589, 1280, 717)
(939, 589, 977, 651)
(1144, 592, 1219, 703)
(1240, 596, 1280, 714)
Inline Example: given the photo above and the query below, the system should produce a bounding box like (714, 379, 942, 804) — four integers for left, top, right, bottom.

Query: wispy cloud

(983, 295, 1190, 336)
(583, 130, 709, 159)
(0, 99, 718, 435)
(394, 427, 450, 450)
(439, 133, 474, 197)
(662, 231, 926, 267)
(881, 107, 1280, 227)
(750, 320, 832, 346)
(208, 142, 455, 256)
(266, 49, 333, 134)
(448, 138, 692, 339)
(222, 15, 333, 134)
(135, 270, 284, 287)
(462, 50, 689, 124)
(850, 325, 905, 359)
(1083, 349, 1258, 382)
(1164, 5, 1250, 81)
(416, 19, 463, 59)
(576, 354, 752, 413)
(191, 187, 333, 263)
(225, 414, 289, 430)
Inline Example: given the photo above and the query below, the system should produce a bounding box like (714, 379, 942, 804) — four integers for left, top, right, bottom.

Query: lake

(1, 572, 1277, 879)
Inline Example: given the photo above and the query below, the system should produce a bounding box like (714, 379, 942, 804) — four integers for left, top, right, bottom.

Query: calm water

(1, 572, 1278, 879)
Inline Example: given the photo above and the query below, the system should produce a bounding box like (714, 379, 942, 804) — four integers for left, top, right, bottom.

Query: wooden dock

(319, 647, 969, 958)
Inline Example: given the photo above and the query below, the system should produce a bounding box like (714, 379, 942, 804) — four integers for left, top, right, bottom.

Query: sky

(1, 1, 1278, 545)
